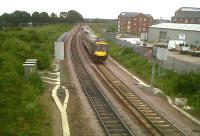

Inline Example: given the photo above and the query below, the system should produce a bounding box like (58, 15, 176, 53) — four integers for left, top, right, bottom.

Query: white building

(148, 23, 200, 45)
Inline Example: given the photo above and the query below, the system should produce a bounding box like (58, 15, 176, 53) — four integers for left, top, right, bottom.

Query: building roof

(180, 7, 200, 12)
(172, 7, 200, 18)
(149, 23, 200, 32)
(119, 12, 153, 18)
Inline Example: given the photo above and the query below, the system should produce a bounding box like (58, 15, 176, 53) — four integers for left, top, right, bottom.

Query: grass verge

(0, 24, 72, 135)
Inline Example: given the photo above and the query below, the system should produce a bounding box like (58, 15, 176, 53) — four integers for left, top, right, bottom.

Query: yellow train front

(80, 26, 108, 63)
(92, 41, 108, 63)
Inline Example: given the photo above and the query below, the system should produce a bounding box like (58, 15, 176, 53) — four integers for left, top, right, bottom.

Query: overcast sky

(1, 0, 200, 19)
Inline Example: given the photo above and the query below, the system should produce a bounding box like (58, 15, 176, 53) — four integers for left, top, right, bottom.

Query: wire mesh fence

(102, 32, 200, 73)
(164, 56, 200, 73)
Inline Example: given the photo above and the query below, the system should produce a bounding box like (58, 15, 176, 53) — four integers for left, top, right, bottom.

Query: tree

(59, 12, 68, 19)
(59, 12, 68, 23)
(39, 12, 49, 24)
(50, 13, 58, 24)
(0, 13, 12, 26)
(11, 10, 31, 26)
(32, 12, 40, 25)
(66, 10, 83, 24)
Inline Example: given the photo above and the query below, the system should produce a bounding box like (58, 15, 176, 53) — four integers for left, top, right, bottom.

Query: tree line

(0, 10, 84, 27)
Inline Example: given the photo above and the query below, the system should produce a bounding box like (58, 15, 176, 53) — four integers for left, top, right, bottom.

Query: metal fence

(102, 32, 200, 73)
(163, 56, 200, 73)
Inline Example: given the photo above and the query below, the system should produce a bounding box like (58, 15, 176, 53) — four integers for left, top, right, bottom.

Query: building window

(127, 26, 130, 32)
(139, 27, 141, 32)
(139, 18, 143, 22)
(144, 18, 146, 21)
(185, 19, 188, 23)
(159, 31, 167, 41)
(134, 23, 136, 26)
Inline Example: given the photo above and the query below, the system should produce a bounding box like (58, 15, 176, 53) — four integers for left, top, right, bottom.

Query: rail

(96, 63, 186, 136)
(71, 28, 134, 136)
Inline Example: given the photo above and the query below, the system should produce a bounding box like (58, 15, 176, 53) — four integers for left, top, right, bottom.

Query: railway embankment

(106, 41, 200, 119)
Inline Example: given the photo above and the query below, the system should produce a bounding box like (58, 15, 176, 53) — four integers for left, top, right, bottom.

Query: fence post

(173, 56, 175, 72)
(185, 61, 188, 73)
(151, 60, 155, 87)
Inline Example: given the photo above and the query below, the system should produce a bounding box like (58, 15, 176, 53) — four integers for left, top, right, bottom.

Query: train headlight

(94, 51, 107, 56)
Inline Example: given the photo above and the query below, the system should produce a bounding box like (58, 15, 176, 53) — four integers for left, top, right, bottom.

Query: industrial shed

(148, 23, 200, 45)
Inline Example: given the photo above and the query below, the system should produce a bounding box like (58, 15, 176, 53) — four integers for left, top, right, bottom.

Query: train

(81, 26, 108, 62)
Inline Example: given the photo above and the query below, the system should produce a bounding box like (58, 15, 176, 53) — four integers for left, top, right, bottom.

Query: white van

(168, 40, 185, 50)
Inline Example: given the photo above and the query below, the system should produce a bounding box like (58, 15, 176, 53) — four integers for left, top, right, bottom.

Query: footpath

(41, 60, 70, 136)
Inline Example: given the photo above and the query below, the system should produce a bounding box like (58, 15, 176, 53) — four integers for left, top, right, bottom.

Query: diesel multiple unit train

(81, 26, 108, 62)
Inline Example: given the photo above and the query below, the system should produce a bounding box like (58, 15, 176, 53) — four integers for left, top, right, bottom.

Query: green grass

(0, 24, 72, 135)
(107, 41, 200, 116)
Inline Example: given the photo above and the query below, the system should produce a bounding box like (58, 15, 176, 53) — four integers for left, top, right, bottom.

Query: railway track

(95, 63, 186, 136)
(71, 30, 134, 136)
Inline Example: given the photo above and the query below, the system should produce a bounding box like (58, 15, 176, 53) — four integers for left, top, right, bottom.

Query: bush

(28, 73, 43, 94)
(0, 24, 72, 135)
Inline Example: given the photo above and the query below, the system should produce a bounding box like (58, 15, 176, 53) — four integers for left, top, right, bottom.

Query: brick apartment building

(171, 7, 200, 24)
(118, 12, 153, 33)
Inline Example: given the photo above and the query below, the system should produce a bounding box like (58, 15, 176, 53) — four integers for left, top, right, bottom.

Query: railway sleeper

(96, 109, 110, 114)
(125, 94, 138, 98)
(99, 113, 114, 117)
(157, 124, 171, 128)
(147, 116, 161, 120)
(151, 120, 165, 123)
(145, 114, 159, 118)
(106, 125, 124, 130)
(95, 105, 107, 109)
(123, 91, 134, 95)
(129, 99, 141, 102)
(133, 102, 145, 106)
(103, 120, 121, 124)
(140, 109, 154, 113)
(135, 104, 147, 107)
(101, 116, 119, 121)
(137, 106, 151, 110)
(108, 128, 129, 134)
(161, 130, 181, 136)
(111, 134, 130, 136)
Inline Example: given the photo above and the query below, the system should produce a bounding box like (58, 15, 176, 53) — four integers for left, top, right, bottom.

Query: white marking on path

(42, 63, 70, 136)
(41, 77, 60, 81)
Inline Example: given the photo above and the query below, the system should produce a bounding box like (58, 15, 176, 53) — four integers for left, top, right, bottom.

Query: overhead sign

(179, 34, 186, 40)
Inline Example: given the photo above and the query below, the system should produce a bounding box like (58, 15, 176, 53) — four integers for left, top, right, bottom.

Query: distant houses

(118, 12, 153, 34)
(117, 7, 200, 45)
(171, 7, 200, 24)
